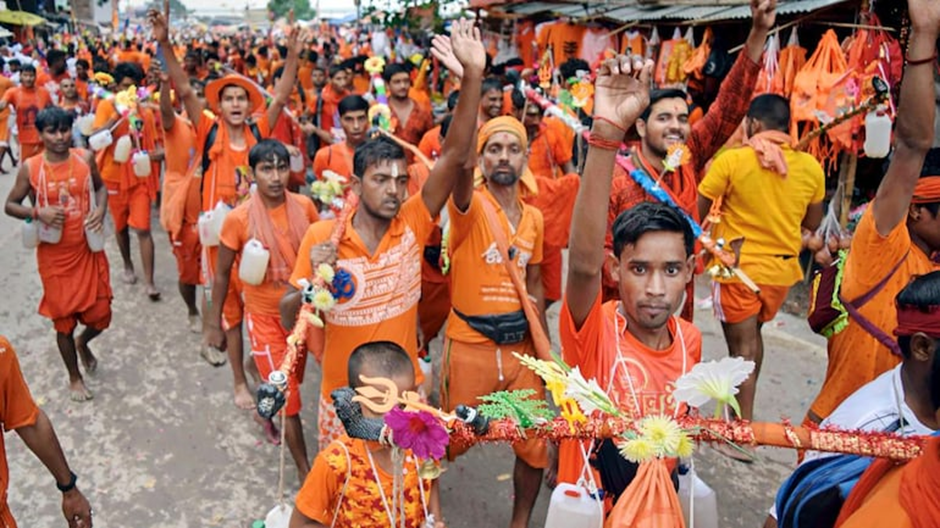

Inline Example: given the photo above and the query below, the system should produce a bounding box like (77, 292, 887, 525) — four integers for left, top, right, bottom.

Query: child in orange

(0, 64, 53, 160)
(207, 139, 319, 479)
(289, 341, 444, 528)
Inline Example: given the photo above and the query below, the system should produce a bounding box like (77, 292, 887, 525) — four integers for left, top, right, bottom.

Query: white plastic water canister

(198, 201, 230, 247)
(113, 135, 132, 163)
(77, 114, 96, 136)
(132, 151, 152, 177)
(262, 504, 292, 528)
(290, 152, 304, 172)
(22, 218, 39, 249)
(85, 225, 106, 252)
(88, 129, 113, 151)
(544, 483, 603, 528)
(238, 239, 270, 286)
(38, 223, 62, 245)
(678, 466, 718, 528)
(864, 105, 892, 159)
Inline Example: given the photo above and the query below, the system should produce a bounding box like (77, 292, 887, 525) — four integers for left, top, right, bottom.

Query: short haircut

(46, 49, 67, 65)
(347, 341, 414, 389)
(640, 89, 688, 121)
(511, 88, 525, 111)
(440, 114, 453, 139)
(896, 271, 940, 359)
(338, 94, 369, 116)
(353, 136, 406, 179)
(611, 202, 695, 258)
(328, 63, 346, 79)
(481, 77, 503, 96)
(248, 139, 290, 170)
(112, 62, 144, 85)
(35, 106, 74, 132)
(382, 62, 410, 83)
(76, 59, 90, 69)
(747, 94, 791, 132)
(447, 90, 460, 111)
(559, 58, 589, 81)
(20, 64, 36, 74)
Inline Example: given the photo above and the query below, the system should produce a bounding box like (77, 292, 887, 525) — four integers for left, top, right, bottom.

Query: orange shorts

(19, 142, 43, 159)
(441, 337, 549, 469)
(52, 294, 112, 334)
(712, 281, 790, 324)
(541, 244, 563, 302)
(202, 245, 244, 329)
(246, 312, 305, 416)
(106, 182, 152, 232)
(171, 223, 201, 286)
(418, 277, 450, 345)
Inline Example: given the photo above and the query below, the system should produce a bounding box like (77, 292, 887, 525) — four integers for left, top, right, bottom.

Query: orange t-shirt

(811, 205, 940, 420)
(2, 86, 53, 145)
(290, 194, 435, 397)
(527, 123, 572, 180)
(418, 126, 442, 161)
(556, 293, 701, 484)
(92, 99, 158, 190)
(298, 64, 314, 92)
(295, 436, 433, 528)
(522, 173, 580, 249)
(0, 336, 41, 516)
(195, 113, 271, 212)
(838, 466, 911, 528)
(445, 188, 544, 344)
(160, 115, 201, 237)
(220, 193, 319, 316)
(312, 143, 355, 181)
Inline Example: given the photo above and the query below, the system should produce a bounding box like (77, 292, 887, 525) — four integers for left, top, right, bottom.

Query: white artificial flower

(565, 366, 617, 415)
(673, 357, 755, 417)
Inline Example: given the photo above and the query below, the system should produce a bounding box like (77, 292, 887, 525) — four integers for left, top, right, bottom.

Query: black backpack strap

(199, 122, 220, 196)
(248, 121, 262, 142)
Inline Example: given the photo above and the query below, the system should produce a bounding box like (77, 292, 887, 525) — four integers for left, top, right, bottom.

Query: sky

(177, 0, 357, 17)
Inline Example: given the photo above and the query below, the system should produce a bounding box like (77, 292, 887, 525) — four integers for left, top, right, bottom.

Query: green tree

(144, 0, 190, 16)
(267, 0, 315, 21)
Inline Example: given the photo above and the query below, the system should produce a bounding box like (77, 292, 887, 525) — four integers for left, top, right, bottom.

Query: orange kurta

(2, 86, 53, 149)
(312, 142, 355, 181)
(0, 337, 41, 528)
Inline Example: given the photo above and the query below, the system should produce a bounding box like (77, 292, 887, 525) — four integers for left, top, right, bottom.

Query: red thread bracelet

(588, 132, 623, 151)
(594, 116, 627, 133)
(906, 53, 937, 66)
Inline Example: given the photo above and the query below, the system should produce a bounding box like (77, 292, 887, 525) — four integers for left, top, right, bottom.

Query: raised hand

(148, 9, 169, 44)
(288, 26, 309, 57)
(593, 55, 653, 135)
(750, 0, 777, 32)
(430, 33, 461, 79)
(449, 19, 486, 77)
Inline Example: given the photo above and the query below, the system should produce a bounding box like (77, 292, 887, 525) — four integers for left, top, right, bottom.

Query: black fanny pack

(453, 308, 528, 345)
(424, 244, 442, 271)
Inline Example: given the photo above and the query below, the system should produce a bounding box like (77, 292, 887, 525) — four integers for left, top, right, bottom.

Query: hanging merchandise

(791, 30, 847, 170)
(776, 28, 807, 98)
(683, 27, 712, 94)
(754, 34, 781, 97)
(620, 30, 647, 59)
(655, 28, 693, 88)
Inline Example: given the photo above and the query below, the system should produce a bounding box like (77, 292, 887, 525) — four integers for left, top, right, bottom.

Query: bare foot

(146, 284, 161, 302)
(253, 413, 281, 445)
(200, 344, 227, 367)
(122, 268, 138, 285)
(69, 379, 94, 402)
(187, 314, 202, 334)
(76, 338, 98, 375)
(234, 382, 255, 410)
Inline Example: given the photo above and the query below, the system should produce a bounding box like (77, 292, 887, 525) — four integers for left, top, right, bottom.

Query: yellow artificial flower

(559, 399, 586, 433)
(312, 288, 336, 311)
(514, 352, 568, 388)
(364, 56, 386, 74)
(620, 437, 657, 464)
(316, 263, 335, 284)
(638, 415, 683, 456)
(676, 432, 695, 459)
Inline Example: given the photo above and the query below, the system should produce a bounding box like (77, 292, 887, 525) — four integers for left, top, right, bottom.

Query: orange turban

(477, 116, 528, 154)
(912, 176, 940, 204)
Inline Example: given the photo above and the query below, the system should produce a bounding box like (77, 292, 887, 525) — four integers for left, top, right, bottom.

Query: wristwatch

(56, 471, 77, 493)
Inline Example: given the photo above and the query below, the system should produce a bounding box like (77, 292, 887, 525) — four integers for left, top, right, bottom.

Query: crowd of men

(1, 0, 939, 526)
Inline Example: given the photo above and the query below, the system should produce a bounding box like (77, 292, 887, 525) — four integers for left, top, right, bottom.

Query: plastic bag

(605, 459, 686, 528)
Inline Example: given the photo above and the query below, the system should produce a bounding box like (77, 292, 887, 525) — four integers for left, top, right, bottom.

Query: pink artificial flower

(384, 407, 449, 460)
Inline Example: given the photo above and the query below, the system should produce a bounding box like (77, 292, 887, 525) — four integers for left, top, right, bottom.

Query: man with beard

(603, 0, 777, 319)
(0, 64, 54, 160)
(440, 114, 550, 528)
(385, 63, 433, 148)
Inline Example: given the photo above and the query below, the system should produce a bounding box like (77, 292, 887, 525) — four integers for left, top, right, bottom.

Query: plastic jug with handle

(544, 483, 603, 528)
(22, 218, 39, 249)
(88, 129, 113, 151)
(678, 464, 718, 528)
(198, 201, 230, 247)
(132, 150, 152, 177)
(77, 114, 96, 136)
(113, 135, 132, 163)
(864, 105, 892, 159)
(290, 151, 304, 172)
(239, 239, 270, 286)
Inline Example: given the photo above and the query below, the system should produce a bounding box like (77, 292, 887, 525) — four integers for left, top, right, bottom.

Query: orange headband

(912, 176, 940, 204)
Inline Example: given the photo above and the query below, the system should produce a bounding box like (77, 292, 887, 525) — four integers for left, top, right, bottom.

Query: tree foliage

(267, 0, 315, 21)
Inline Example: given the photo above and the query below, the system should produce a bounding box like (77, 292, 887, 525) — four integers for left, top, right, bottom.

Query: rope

(276, 407, 287, 508)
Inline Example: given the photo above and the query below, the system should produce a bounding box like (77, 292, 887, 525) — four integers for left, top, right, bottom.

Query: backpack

(774, 420, 902, 528)
(807, 249, 908, 356)
(198, 120, 263, 196)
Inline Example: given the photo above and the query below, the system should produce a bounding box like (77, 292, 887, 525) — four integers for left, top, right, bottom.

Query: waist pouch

(424, 244, 442, 271)
(453, 308, 528, 345)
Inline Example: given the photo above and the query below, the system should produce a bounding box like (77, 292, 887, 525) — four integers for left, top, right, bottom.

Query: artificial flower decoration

(385, 407, 449, 460)
(620, 437, 657, 464)
(368, 103, 392, 131)
(309, 170, 348, 211)
(673, 356, 756, 419)
(93, 71, 114, 86)
(311, 289, 336, 311)
(662, 143, 691, 173)
(569, 82, 594, 109)
(316, 263, 335, 283)
(364, 56, 386, 75)
(564, 366, 618, 415)
(619, 414, 694, 463)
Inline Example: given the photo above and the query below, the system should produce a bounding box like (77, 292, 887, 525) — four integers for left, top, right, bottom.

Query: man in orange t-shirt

(153, 9, 303, 408)
(92, 62, 163, 300)
(311, 95, 368, 183)
(208, 140, 319, 481)
(557, 58, 702, 502)
(0, 336, 94, 528)
(806, 17, 940, 425)
(385, 63, 433, 148)
(281, 20, 486, 451)
(0, 64, 53, 160)
(442, 116, 549, 528)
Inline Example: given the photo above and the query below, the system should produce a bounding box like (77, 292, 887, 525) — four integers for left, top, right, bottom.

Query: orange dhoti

(38, 243, 112, 335)
(246, 312, 305, 416)
(171, 223, 202, 286)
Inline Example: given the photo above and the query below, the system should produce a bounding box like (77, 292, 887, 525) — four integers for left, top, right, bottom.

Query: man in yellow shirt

(697, 94, 825, 425)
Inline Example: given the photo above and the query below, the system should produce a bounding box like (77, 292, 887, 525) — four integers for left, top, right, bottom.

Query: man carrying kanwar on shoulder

(556, 56, 702, 505)
(805, 0, 940, 427)
(603, 0, 777, 320)
(4, 107, 111, 403)
(280, 18, 485, 452)
(150, 9, 307, 411)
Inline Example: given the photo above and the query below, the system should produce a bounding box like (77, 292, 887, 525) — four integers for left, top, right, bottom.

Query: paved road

(0, 166, 829, 528)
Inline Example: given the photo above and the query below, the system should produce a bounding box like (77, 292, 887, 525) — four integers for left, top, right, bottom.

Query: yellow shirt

(698, 144, 825, 285)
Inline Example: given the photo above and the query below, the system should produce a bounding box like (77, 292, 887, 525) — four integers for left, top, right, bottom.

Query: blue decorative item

(332, 269, 355, 300)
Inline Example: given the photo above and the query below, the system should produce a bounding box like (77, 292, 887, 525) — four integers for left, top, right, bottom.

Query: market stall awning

(602, 0, 852, 23)
(501, 1, 612, 17)
(0, 10, 48, 26)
